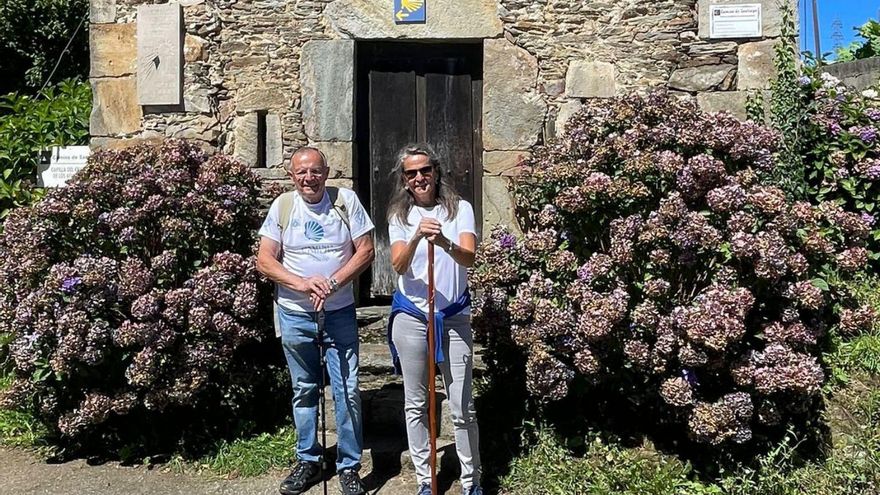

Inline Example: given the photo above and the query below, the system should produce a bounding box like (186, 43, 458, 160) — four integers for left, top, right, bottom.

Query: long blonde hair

(387, 143, 461, 226)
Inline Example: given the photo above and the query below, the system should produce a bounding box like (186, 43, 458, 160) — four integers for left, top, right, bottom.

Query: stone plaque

(709, 4, 762, 39)
(37, 146, 90, 187)
(137, 4, 183, 106)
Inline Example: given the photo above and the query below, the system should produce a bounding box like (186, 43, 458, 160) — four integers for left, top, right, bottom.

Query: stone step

(358, 343, 485, 376)
(318, 374, 461, 442)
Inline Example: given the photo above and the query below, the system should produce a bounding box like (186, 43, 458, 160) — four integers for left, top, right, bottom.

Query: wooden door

(357, 42, 483, 298)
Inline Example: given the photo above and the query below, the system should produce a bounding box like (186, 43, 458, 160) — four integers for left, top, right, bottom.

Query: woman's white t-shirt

(388, 200, 476, 314)
(259, 188, 374, 312)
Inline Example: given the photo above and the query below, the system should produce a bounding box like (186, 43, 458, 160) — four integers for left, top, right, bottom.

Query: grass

(500, 379, 880, 495)
(180, 425, 297, 478)
(0, 369, 51, 452)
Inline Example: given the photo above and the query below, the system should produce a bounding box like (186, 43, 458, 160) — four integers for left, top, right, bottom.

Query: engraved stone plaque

(137, 4, 183, 106)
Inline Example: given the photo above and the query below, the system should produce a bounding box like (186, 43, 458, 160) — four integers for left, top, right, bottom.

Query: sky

(799, 0, 880, 59)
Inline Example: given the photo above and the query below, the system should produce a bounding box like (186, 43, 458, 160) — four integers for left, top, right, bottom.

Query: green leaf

(811, 278, 830, 291)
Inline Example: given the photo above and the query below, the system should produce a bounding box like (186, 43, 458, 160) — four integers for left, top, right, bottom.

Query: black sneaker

(339, 468, 366, 495)
(279, 460, 321, 495)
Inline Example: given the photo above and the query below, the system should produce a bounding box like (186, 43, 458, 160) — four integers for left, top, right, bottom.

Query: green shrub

(789, 71, 880, 262)
(0, 141, 284, 453)
(0, 0, 89, 93)
(835, 19, 880, 62)
(0, 78, 90, 219)
(472, 91, 872, 448)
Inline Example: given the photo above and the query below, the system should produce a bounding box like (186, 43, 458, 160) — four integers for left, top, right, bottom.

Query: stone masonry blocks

(565, 61, 617, 98)
(482, 39, 547, 151)
(737, 40, 779, 90)
(89, 23, 136, 78)
(90, 77, 142, 136)
(300, 40, 354, 142)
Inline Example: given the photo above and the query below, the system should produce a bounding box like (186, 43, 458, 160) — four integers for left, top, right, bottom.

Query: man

(257, 147, 374, 495)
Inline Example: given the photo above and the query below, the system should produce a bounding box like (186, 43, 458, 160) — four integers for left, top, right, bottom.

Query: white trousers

(391, 312, 481, 490)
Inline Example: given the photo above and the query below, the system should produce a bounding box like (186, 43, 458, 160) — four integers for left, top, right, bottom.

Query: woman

(387, 143, 482, 495)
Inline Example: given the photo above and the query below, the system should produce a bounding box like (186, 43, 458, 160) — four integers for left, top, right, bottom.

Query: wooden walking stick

(426, 242, 438, 495)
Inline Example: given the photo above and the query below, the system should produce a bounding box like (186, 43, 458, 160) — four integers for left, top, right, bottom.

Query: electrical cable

(36, 10, 89, 98)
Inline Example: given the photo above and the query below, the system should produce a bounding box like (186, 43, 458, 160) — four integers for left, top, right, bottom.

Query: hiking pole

(317, 308, 329, 495)
(426, 242, 438, 495)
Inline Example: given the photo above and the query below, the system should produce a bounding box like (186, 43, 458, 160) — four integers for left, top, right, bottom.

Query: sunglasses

(403, 165, 434, 180)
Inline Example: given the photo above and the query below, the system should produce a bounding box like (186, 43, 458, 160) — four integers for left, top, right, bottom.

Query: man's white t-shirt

(259, 188, 374, 312)
(388, 200, 476, 314)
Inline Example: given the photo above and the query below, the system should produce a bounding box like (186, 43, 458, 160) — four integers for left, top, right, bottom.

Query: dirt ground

(0, 441, 464, 495)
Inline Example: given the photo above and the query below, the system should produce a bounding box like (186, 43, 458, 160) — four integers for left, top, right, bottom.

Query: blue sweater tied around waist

(387, 289, 471, 375)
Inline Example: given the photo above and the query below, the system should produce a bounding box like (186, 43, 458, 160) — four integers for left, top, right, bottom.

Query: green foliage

(766, 1, 807, 199)
(502, 380, 880, 495)
(501, 428, 694, 495)
(0, 371, 49, 448)
(0, 0, 88, 94)
(835, 19, 880, 63)
(825, 276, 880, 384)
(198, 426, 296, 478)
(0, 78, 90, 219)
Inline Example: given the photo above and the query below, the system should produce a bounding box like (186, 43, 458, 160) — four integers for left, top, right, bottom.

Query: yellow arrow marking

(396, 9, 409, 21)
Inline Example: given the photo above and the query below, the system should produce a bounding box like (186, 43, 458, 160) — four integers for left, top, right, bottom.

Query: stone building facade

(88, 0, 795, 237)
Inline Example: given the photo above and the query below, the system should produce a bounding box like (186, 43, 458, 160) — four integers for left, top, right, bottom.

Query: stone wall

(89, 0, 797, 232)
(821, 57, 880, 91)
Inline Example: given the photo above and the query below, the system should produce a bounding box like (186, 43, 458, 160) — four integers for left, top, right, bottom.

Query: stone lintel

(325, 0, 502, 39)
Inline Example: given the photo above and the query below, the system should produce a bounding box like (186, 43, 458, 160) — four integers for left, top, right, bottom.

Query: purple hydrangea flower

(61, 276, 82, 294)
(862, 212, 876, 226)
(851, 125, 878, 144)
(797, 75, 811, 86)
(499, 233, 516, 249)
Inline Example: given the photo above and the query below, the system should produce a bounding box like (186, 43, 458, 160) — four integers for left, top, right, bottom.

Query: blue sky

(799, 0, 879, 59)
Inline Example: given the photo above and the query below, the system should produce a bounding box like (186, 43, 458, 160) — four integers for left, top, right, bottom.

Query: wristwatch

(328, 278, 339, 293)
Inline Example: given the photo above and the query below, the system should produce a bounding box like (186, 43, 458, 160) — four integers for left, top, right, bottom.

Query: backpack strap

(326, 186, 351, 233)
(276, 190, 298, 237)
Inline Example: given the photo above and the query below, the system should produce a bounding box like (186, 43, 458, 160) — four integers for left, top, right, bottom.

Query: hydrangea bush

(472, 92, 874, 446)
(796, 71, 880, 257)
(0, 141, 276, 444)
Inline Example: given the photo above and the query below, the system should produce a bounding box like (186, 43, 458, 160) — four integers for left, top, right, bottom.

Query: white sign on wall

(709, 4, 762, 39)
(37, 146, 90, 187)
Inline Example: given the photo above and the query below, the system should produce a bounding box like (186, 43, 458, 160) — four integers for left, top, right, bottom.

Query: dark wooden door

(357, 42, 483, 298)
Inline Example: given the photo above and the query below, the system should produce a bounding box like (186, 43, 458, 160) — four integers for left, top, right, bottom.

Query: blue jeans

(278, 303, 362, 472)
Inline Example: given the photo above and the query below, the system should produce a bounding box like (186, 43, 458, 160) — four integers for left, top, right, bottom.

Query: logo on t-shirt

(304, 220, 325, 241)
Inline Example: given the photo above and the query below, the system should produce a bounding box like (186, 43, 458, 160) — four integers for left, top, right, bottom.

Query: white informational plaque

(37, 146, 90, 187)
(709, 4, 762, 39)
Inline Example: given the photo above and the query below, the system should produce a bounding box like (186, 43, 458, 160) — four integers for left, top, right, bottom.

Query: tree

(835, 19, 880, 62)
(0, 0, 89, 95)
